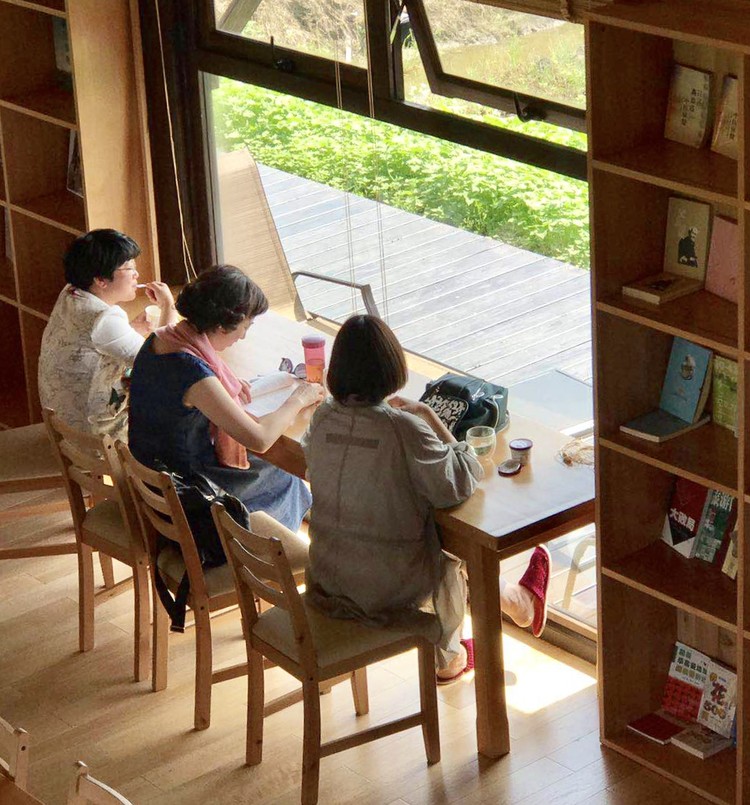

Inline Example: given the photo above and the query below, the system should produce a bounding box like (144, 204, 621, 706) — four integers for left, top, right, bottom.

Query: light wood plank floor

(0, 489, 708, 805)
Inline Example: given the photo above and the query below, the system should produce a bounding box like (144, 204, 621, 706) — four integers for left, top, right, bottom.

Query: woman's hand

(130, 310, 151, 337)
(390, 395, 456, 444)
(290, 382, 325, 410)
(238, 378, 252, 406)
(144, 281, 174, 310)
(389, 396, 432, 419)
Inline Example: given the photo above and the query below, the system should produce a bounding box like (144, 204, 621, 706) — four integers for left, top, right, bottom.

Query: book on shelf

(711, 355, 737, 433)
(697, 660, 737, 738)
(67, 131, 83, 199)
(621, 337, 713, 442)
(663, 197, 712, 282)
(661, 477, 710, 557)
(670, 724, 733, 759)
(52, 19, 72, 75)
(705, 216, 738, 303)
(692, 489, 737, 564)
(662, 641, 710, 722)
(710, 74, 738, 160)
(664, 64, 713, 148)
(721, 530, 738, 579)
(621, 272, 703, 305)
(626, 711, 686, 745)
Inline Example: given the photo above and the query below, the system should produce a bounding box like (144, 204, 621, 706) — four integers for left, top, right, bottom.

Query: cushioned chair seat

(82, 500, 132, 552)
(0, 423, 62, 488)
(253, 595, 435, 670)
(157, 544, 237, 599)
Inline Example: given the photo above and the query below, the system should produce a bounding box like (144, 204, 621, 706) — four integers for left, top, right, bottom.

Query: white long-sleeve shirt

(301, 398, 483, 624)
(38, 286, 144, 438)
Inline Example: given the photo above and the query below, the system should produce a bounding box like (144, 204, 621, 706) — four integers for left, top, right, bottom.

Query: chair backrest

(42, 409, 142, 544)
(0, 715, 29, 788)
(115, 443, 209, 600)
(212, 504, 316, 670)
(67, 761, 132, 805)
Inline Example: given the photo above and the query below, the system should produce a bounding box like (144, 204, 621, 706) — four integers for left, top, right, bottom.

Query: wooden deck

(258, 164, 593, 388)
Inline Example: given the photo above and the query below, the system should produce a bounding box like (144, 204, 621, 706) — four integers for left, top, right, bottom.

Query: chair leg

(193, 604, 213, 731)
(246, 649, 265, 766)
(78, 543, 95, 653)
(350, 668, 369, 716)
(301, 679, 322, 805)
(133, 559, 151, 682)
(152, 592, 169, 692)
(417, 642, 441, 765)
(99, 552, 116, 589)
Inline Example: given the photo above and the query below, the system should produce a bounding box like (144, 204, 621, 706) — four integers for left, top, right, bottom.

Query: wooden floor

(258, 165, 593, 388)
(0, 489, 710, 805)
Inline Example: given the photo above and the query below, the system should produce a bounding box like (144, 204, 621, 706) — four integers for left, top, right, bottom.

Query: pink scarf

(155, 321, 249, 470)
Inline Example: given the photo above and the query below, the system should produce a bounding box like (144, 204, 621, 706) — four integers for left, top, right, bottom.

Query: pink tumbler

(301, 335, 326, 384)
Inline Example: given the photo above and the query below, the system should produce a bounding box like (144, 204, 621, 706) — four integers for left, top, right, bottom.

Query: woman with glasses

(128, 265, 323, 532)
(38, 228, 176, 439)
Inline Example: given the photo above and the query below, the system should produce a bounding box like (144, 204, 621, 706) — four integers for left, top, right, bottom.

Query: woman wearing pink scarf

(128, 266, 323, 533)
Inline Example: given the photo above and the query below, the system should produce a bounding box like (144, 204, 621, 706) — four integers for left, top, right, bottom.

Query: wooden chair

(0, 716, 29, 789)
(212, 503, 441, 805)
(0, 422, 71, 554)
(67, 761, 131, 805)
(43, 410, 151, 682)
(116, 443, 310, 731)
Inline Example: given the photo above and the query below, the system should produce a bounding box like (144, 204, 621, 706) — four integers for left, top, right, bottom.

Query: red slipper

(518, 546, 551, 638)
(436, 638, 475, 686)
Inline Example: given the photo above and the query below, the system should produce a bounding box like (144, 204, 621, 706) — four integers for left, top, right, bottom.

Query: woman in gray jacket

(302, 315, 549, 682)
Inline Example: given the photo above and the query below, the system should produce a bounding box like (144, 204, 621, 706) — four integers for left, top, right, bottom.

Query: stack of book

(627, 641, 737, 759)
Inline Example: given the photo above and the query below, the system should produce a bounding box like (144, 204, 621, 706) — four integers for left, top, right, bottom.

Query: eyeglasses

(114, 265, 138, 274)
(279, 357, 307, 380)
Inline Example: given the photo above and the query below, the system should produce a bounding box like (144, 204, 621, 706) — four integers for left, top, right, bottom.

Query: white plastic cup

(145, 304, 161, 329)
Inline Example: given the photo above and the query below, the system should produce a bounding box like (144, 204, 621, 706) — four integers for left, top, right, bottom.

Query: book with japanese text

(659, 337, 713, 423)
(663, 197, 712, 282)
(620, 410, 710, 443)
(712, 355, 738, 433)
(664, 64, 713, 148)
(671, 724, 733, 758)
(710, 74, 738, 159)
(661, 477, 710, 557)
(662, 642, 710, 722)
(705, 216, 739, 303)
(721, 531, 738, 580)
(621, 272, 703, 305)
(693, 490, 737, 564)
(697, 660, 737, 738)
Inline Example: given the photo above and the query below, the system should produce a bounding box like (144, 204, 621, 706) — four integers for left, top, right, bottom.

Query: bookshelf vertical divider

(587, 2, 750, 803)
(0, 0, 157, 428)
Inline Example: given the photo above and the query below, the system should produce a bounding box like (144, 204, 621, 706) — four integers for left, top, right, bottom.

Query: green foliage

(213, 80, 590, 268)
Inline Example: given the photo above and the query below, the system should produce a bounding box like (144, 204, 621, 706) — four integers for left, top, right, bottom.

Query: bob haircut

(327, 315, 408, 404)
(64, 229, 141, 290)
(176, 265, 268, 334)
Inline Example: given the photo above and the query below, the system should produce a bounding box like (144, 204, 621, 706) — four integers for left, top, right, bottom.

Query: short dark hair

(64, 229, 141, 289)
(176, 265, 268, 334)
(327, 315, 408, 404)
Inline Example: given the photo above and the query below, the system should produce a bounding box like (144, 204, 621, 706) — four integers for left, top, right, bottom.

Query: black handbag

(152, 467, 250, 632)
(419, 373, 509, 441)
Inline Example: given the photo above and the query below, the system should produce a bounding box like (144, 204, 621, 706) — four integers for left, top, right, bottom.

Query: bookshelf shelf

(599, 425, 738, 495)
(597, 294, 738, 354)
(603, 542, 737, 629)
(591, 142, 738, 205)
(0, 0, 157, 427)
(0, 87, 76, 127)
(589, 3, 747, 799)
(602, 733, 735, 805)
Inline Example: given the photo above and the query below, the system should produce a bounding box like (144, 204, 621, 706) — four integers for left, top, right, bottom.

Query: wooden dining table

(224, 311, 595, 759)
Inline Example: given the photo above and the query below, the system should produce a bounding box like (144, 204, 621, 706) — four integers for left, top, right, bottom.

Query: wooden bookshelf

(588, 3, 747, 802)
(0, 0, 157, 428)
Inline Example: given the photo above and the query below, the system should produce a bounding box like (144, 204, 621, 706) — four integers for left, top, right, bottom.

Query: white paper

(244, 372, 299, 417)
